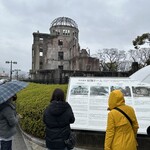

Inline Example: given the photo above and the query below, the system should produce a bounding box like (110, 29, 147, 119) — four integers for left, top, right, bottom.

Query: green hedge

(16, 83, 68, 139)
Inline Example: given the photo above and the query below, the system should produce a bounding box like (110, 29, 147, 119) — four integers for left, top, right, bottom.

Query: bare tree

(128, 48, 150, 67)
(128, 49, 139, 62)
(118, 61, 132, 72)
(97, 48, 127, 71)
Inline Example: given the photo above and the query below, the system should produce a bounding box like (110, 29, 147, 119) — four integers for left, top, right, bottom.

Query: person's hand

(17, 114, 23, 119)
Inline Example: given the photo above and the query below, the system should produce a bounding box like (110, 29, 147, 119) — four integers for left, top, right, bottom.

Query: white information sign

(66, 77, 150, 135)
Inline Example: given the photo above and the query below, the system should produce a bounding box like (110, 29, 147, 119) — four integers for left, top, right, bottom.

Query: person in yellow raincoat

(104, 90, 139, 150)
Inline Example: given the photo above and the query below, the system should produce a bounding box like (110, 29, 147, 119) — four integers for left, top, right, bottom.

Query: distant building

(30, 17, 99, 83)
(0, 71, 9, 80)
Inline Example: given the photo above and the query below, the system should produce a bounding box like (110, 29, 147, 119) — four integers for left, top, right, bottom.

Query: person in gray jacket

(0, 94, 18, 150)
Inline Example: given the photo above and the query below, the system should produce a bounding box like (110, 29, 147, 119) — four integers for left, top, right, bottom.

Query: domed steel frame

(51, 17, 78, 29)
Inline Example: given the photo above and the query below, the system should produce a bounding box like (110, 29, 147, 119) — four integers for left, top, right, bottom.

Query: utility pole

(14, 69, 21, 80)
(5, 61, 17, 81)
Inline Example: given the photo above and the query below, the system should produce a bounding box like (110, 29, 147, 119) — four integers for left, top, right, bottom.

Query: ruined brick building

(30, 17, 99, 83)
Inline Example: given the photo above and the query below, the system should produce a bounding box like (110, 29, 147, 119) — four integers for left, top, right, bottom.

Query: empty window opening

(58, 52, 64, 60)
(40, 62, 43, 65)
(39, 47, 43, 56)
(53, 29, 60, 35)
(63, 29, 70, 35)
(58, 65, 63, 70)
(32, 49, 34, 56)
(56, 30, 60, 35)
(40, 52, 43, 56)
(67, 30, 70, 35)
(39, 62, 43, 69)
(58, 40, 63, 46)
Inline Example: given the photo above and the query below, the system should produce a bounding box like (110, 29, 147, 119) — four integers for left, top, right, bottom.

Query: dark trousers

(0, 140, 12, 150)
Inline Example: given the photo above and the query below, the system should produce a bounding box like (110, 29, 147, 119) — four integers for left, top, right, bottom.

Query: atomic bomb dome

(31, 16, 99, 83)
(51, 17, 78, 29)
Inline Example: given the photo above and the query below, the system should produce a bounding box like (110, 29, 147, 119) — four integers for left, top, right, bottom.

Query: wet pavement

(12, 126, 28, 150)
(12, 127, 103, 150)
(12, 126, 91, 150)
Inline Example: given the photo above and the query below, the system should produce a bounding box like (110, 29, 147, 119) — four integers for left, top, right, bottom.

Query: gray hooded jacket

(0, 100, 18, 139)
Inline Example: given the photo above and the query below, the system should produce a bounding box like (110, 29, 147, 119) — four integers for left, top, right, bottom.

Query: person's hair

(12, 94, 17, 101)
(7, 94, 17, 102)
(51, 88, 65, 102)
(147, 126, 150, 136)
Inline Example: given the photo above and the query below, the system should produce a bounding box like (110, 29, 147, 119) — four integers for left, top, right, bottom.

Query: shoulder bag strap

(114, 107, 133, 126)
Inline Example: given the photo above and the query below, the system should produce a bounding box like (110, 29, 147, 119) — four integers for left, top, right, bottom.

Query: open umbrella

(0, 80, 28, 104)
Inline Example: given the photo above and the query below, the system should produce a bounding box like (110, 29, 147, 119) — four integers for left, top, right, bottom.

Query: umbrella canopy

(0, 80, 28, 104)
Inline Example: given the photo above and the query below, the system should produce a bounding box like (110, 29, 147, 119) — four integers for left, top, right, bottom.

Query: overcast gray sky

(0, 0, 150, 72)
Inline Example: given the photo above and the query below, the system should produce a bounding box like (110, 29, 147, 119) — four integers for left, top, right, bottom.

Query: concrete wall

(75, 130, 150, 150)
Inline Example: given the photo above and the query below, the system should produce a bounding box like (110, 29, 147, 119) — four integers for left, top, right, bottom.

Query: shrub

(16, 83, 68, 138)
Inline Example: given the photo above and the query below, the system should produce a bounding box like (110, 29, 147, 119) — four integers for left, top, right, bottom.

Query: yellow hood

(108, 90, 125, 110)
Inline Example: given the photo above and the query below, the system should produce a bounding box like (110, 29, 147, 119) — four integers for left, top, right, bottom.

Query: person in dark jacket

(147, 126, 150, 136)
(43, 88, 75, 150)
(0, 94, 18, 150)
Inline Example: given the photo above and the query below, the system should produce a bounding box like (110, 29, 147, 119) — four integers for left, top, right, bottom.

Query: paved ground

(12, 127, 82, 150)
(12, 126, 103, 150)
(12, 126, 28, 150)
